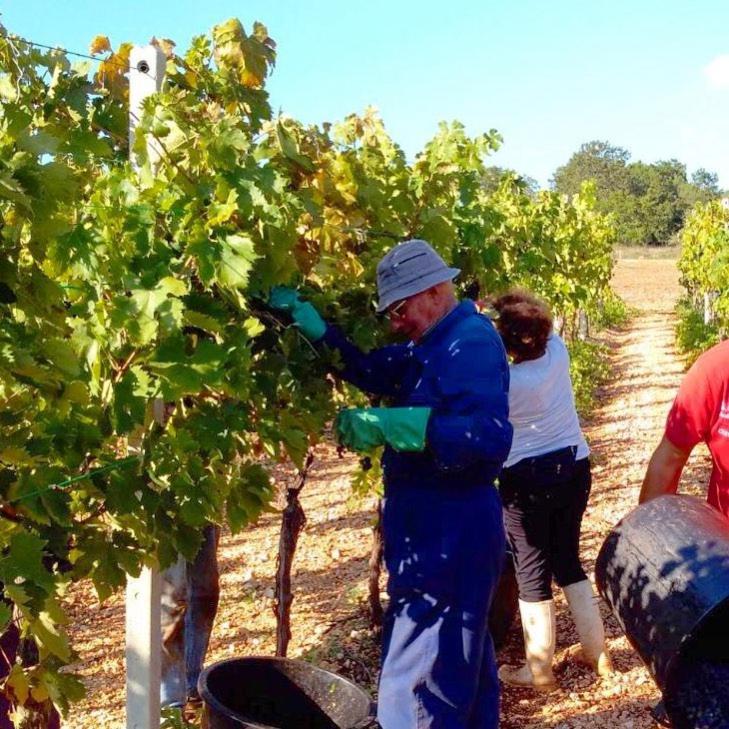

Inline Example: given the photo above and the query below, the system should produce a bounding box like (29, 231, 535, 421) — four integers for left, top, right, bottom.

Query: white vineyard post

(125, 44, 167, 729)
(704, 292, 713, 326)
(577, 309, 589, 340)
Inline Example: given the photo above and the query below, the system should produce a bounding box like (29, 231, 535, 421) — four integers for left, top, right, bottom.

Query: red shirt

(665, 340, 729, 515)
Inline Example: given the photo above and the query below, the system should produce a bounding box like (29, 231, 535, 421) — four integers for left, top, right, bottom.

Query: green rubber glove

(268, 286, 327, 342)
(335, 407, 431, 453)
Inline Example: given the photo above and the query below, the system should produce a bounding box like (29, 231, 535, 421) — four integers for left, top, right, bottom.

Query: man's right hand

(268, 286, 327, 342)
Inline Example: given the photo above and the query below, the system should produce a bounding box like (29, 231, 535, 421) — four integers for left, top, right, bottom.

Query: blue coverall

(322, 300, 512, 729)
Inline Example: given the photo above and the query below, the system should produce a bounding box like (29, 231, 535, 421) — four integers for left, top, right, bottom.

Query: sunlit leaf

(88, 35, 111, 56)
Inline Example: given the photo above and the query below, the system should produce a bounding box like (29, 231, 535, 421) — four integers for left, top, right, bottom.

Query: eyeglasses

(385, 299, 408, 320)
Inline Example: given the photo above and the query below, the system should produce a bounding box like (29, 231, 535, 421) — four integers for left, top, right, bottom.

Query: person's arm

(268, 287, 410, 396)
(321, 326, 411, 397)
(639, 435, 692, 504)
(335, 334, 512, 461)
(425, 334, 513, 471)
(640, 350, 713, 504)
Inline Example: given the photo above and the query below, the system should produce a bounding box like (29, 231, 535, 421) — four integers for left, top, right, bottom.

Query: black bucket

(198, 656, 375, 729)
(596, 495, 729, 728)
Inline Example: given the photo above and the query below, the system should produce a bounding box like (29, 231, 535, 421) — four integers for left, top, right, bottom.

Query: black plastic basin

(596, 495, 729, 728)
(198, 656, 375, 729)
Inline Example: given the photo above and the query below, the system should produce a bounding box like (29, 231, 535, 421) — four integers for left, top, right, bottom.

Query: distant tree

(681, 167, 722, 210)
(551, 140, 632, 198)
(553, 141, 721, 246)
(631, 160, 688, 245)
(552, 141, 635, 242)
(691, 168, 720, 194)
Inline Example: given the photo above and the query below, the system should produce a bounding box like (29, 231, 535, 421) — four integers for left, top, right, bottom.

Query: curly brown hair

(491, 289, 553, 362)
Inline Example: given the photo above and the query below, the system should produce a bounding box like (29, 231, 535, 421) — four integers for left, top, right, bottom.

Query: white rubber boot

(498, 599, 557, 691)
(563, 579, 614, 676)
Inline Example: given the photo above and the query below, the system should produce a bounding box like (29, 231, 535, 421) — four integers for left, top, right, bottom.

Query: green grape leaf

(218, 234, 259, 290)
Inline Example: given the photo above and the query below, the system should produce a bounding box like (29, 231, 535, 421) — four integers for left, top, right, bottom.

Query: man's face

(385, 288, 437, 342)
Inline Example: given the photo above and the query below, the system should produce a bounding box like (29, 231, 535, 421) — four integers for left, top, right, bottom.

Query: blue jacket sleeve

(320, 324, 412, 397)
(425, 336, 513, 472)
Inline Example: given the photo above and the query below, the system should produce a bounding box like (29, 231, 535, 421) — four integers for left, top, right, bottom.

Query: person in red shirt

(640, 340, 729, 513)
(640, 340, 729, 726)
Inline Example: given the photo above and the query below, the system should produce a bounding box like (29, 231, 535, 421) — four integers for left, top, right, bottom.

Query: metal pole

(125, 44, 166, 729)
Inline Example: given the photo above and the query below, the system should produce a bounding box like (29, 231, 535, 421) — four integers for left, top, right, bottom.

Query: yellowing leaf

(183, 310, 225, 336)
(213, 19, 246, 69)
(94, 42, 132, 102)
(88, 35, 111, 56)
(30, 681, 50, 703)
(6, 665, 30, 705)
(212, 18, 273, 89)
(32, 611, 71, 662)
(158, 276, 188, 297)
(243, 316, 265, 337)
(150, 36, 176, 58)
(0, 74, 17, 102)
(0, 446, 36, 467)
(3, 584, 30, 610)
(207, 188, 239, 226)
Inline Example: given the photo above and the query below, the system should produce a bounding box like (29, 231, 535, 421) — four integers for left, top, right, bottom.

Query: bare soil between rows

(64, 258, 713, 728)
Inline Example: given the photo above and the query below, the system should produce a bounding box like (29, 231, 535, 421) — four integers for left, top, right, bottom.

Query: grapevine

(677, 199, 729, 341)
(0, 17, 617, 717)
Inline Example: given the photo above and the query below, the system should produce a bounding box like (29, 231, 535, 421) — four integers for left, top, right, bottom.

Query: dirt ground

(63, 256, 714, 728)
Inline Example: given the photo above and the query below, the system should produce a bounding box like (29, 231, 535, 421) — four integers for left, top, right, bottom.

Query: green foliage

(0, 17, 620, 717)
(674, 299, 720, 366)
(677, 198, 729, 341)
(482, 180, 615, 336)
(675, 197, 729, 363)
(553, 141, 631, 192)
(568, 340, 610, 415)
(481, 166, 539, 197)
(590, 288, 631, 330)
(691, 168, 721, 192)
(553, 140, 722, 246)
(160, 705, 195, 729)
(682, 168, 722, 210)
(676, 298, 721, 364)
(627, 160, 689, 246)
(350, 455, 384, 500)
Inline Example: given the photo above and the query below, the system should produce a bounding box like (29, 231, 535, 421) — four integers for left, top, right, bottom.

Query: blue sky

(4, 0, 729, 188)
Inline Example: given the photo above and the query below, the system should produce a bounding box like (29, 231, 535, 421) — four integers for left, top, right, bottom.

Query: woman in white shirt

(492, 290, 612, 691)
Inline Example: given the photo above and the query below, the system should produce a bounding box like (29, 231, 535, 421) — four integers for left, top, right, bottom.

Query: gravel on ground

(64, 257, 713, 728)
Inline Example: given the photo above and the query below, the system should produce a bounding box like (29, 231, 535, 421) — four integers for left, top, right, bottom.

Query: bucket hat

(375, 239, 460, 313)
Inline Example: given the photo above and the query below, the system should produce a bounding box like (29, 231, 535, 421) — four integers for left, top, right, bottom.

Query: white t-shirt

(504, 333, 589, 468)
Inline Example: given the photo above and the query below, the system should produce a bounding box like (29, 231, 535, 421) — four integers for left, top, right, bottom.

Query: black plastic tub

(596, 494, 729, 728)
(198, 656, 375, 729)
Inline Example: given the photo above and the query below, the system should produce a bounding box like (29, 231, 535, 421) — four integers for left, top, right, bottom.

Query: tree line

(547, 140, 723, 247)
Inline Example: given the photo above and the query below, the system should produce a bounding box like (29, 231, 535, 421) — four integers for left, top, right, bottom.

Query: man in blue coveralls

(270, 239, 512, 729)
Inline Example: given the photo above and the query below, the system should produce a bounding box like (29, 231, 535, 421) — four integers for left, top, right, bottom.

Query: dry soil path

(64, 257, 713, 728)
(498, 259, 712, 729)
